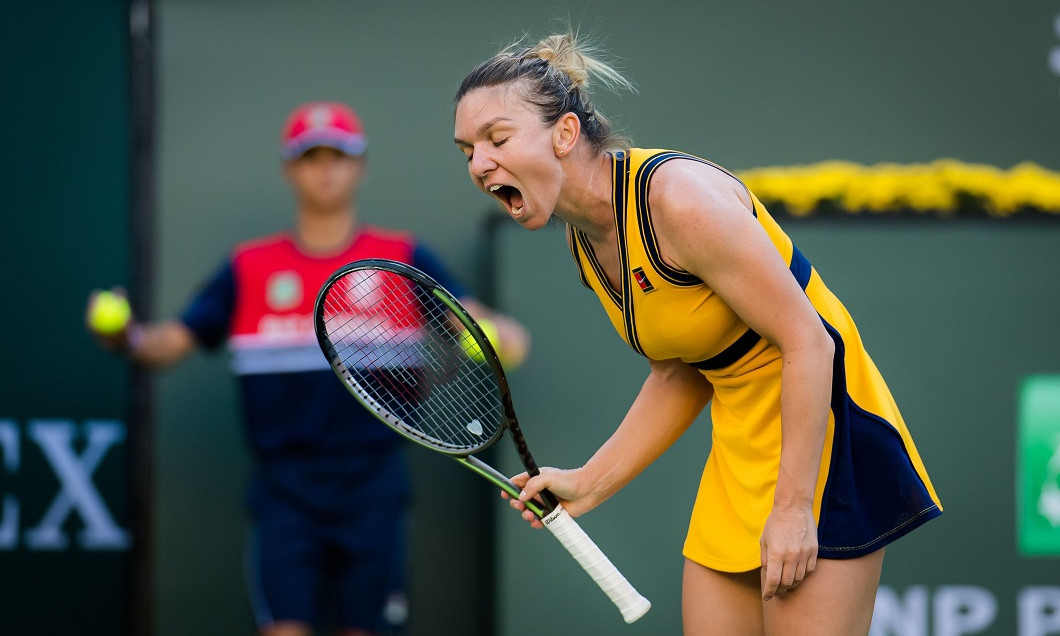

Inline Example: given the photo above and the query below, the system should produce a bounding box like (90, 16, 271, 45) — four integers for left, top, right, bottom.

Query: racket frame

(315, 259, 549, 515)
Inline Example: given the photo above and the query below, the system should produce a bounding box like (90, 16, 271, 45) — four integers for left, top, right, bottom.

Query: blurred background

(3, 1, 1059, 634)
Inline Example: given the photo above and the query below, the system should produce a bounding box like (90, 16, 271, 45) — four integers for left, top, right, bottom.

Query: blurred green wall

(151, 1, 1060, 635)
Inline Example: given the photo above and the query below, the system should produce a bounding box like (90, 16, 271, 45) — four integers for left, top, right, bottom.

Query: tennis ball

(89, 291, 132, 335)
(461, 318, 500, 364)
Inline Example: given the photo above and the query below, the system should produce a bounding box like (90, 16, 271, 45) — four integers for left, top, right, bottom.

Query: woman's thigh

(683, 549, 884, 636)
(762, 549, 885, 636)
(683, 559, 763, 636)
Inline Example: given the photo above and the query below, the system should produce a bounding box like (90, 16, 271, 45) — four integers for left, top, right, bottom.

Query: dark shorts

(245, 451, 411, 632)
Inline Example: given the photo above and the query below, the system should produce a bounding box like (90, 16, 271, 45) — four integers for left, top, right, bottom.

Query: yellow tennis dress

(568, 149, 942, 572)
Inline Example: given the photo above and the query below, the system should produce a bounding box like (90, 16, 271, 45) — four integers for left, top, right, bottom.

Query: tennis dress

(568, 149, 942, 572)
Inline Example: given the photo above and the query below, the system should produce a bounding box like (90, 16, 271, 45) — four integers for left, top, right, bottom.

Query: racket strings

(320, 269, 504, 451)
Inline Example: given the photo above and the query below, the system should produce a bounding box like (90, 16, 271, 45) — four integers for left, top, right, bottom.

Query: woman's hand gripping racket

(314, 258, 651, 624)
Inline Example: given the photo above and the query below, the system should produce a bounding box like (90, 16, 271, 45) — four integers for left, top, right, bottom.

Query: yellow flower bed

(736, 160, 1060, 218)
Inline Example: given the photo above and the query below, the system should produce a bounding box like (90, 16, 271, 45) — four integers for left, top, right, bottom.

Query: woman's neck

(557, 151, 615, 242)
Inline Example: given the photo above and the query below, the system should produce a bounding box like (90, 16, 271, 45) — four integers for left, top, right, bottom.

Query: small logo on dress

(632, 267, 655, 293)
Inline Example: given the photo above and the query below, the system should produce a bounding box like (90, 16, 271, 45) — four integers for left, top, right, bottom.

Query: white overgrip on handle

(541, 505, 651, 623)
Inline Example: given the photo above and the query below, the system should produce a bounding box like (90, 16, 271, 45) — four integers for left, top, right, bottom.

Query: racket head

(314, 258, 513, 456)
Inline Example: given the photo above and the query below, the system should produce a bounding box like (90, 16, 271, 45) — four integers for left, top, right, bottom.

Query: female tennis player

(452, 31, 942, 636)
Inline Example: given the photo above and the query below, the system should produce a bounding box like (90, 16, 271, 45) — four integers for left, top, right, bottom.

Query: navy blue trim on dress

(613, 152, 647, 356)
(634, 152, 702, 287)
(815, 320, 942, 558)
(634, 151, 760, 287)
(575, 230, 620, 305)
(688, 329, 762, 370)
(789, 244, 812, 290)
(566, 227, 593, 290)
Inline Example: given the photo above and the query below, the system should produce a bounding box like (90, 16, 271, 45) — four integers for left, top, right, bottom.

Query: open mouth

(489, 184, 524, 216)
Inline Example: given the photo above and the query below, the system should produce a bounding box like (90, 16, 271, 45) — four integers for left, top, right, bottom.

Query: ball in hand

(461, 318, 500, 364)
(89, 291, 132, 335)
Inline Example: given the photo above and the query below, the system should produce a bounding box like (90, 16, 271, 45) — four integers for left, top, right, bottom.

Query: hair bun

(536, 46, 556, 63)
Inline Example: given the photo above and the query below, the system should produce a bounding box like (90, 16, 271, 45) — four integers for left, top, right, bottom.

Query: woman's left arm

(649, 161, 835, 601)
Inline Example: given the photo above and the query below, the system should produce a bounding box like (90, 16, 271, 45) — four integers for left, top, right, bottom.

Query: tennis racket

(313, 258, 651, 624)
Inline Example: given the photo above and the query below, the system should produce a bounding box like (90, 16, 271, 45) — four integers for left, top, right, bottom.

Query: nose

(468, 146, 495, 179)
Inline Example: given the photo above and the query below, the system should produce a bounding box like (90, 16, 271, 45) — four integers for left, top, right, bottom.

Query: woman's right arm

(510, 357, 713, 526)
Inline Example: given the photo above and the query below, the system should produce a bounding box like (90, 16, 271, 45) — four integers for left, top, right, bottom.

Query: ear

(552, 112, 581, 157)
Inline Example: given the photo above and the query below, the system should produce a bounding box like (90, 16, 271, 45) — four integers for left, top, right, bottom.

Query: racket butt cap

(621, 596, 651, 623)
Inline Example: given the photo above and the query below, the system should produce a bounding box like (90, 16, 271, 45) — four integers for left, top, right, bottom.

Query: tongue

(509, 188, 524, 211)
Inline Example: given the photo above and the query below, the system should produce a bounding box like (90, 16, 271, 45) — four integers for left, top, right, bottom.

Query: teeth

(487, 184, 521, 216)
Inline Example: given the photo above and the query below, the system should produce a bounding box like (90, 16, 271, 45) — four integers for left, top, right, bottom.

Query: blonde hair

(455, 30, 636, 152)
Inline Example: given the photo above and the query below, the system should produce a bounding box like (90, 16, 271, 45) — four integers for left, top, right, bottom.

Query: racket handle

(541, 506, 651, 623)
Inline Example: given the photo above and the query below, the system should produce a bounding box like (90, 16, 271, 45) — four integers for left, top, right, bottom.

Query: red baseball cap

(280, 101, 367, 160)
